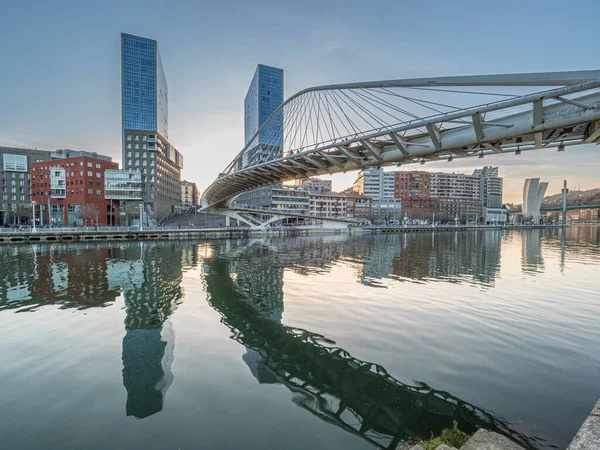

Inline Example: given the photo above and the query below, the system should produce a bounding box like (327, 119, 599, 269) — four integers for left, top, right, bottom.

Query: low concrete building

(372, 198, 403, 223)
(234, 185, 309, 214)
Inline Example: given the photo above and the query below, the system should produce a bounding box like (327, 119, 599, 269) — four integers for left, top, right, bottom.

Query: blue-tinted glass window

(121, 34, 157, 132)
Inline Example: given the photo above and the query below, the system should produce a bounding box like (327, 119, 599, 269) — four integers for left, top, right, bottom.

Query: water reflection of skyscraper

(0, 242, 196, 420)
(119, 243, 189, 418)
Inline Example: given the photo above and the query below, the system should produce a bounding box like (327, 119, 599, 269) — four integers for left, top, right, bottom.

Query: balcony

(51, 189, 66, 198)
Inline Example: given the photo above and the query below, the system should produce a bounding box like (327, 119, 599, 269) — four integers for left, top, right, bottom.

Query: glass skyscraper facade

(243, 64, 284, 168)
(234, 65, 285, 208)
(121, 33, 181, 224)
(122, 34, 163, 136)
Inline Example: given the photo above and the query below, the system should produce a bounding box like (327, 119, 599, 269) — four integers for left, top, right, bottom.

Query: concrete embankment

(0, 226, 353, 244)
(567, 399, 600, 450)
(0, 224, 567, 245)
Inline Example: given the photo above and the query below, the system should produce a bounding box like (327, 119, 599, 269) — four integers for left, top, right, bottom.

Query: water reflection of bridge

(203, 240, 539, 449)
(3, 231, 592, 447)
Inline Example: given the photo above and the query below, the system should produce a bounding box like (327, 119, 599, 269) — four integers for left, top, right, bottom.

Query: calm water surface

(1, 227, 599, 449)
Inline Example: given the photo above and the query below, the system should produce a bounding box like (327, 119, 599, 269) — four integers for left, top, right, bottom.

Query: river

(0, 227, 599, 449)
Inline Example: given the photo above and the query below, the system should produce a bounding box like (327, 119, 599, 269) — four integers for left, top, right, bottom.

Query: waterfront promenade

(0, 223, 567, 244)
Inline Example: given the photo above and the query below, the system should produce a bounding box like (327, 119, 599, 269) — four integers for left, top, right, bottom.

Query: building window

(87, 171, 92, 176)
(127, 152, 132, 157)
(135, 152, 139, 157)
(142, 136, 147, 142)
(127, 144, 132, 149)
(127, 160, 132, 166)
(88, 189, 92, 194)
(142, 144, 147, 150)
(150, 153, 155, 159)
(96, 173, 101, 178)
(135, 135, 139, 141)
(95, 164, 100, 169)
(135, 144, 139, 150)
(87, 162, 92, 168)
(96, 190, 101, 195)
(127, 135, 132, 141)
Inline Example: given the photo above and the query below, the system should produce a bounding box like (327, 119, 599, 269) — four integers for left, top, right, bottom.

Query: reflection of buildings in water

(218, 232, 504, 290)
(521, 230, 544, 273)
(566, 224, 600, 246)
(0, 241, 197, 419)
(0, 246, 36, 304)
(0, 244, 122, 310)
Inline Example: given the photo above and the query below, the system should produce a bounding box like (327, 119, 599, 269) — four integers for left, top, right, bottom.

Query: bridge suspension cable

(203, 70, 600, 209)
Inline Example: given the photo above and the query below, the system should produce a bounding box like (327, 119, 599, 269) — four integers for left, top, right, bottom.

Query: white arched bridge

(201, 70, 600, 223)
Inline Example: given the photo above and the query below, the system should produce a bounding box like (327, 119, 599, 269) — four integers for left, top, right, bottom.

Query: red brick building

(31, 156, 118, 226)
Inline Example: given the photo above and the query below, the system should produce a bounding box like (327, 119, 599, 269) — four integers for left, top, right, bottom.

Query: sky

(1, 0, 599, 204)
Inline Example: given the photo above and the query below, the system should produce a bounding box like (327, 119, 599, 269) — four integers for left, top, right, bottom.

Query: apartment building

(31, 155, 118, 226)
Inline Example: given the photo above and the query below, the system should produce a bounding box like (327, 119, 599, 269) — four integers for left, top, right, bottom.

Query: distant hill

(542, 188, 600, 207)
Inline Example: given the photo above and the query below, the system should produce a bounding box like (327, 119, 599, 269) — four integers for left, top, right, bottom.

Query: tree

(81, 204, 100, 225)
(8, 203, 32, 225)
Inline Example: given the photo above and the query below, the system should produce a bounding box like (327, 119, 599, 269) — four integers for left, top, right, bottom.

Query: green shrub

(419, 421, 471, 450)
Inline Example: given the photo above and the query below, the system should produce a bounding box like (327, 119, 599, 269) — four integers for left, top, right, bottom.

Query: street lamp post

(432, 212, 435, 228)
(32, 201, 37, 232)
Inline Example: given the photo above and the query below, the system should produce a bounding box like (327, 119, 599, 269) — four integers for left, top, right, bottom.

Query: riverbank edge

(0, 224, 566, 245)
(567, 399, 600, 449)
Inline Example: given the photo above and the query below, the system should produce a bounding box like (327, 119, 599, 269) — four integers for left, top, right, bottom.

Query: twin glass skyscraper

(121, 33, 168, 139)
(121, 33, 182, 223)
(242, 64, 284, 168)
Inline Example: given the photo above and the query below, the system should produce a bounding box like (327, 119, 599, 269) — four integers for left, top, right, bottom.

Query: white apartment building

(353, 168, 396, 201)
(308, 192, 347, 218)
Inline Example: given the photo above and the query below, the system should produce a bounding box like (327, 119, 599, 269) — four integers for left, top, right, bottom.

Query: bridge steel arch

(202, 70, 600, 209)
